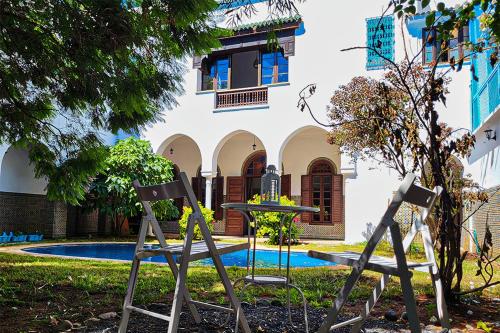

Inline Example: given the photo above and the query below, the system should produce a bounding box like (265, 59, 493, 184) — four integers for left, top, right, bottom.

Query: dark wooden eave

(193, 17, 302, 69)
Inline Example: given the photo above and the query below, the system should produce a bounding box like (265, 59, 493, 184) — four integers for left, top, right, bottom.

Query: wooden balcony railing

(215, 87, 268, 109)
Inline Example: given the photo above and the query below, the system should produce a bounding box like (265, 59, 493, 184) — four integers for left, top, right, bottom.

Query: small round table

(221, 203, 319, 333)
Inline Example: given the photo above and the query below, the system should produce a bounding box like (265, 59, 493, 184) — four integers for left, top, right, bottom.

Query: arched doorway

(242, 151, 266, 201)
(192, 166, 224, 220)
(214, 131, 266, 236)
(301, 159, 343, 224)
(171, 164, 185, 220)
(310, 159, 335, 224)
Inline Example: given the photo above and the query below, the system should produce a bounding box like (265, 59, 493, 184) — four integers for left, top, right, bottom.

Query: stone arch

(0, 146, 47, 195)
(212, 130, 266, 176)
(279, 125, 339, 197)
(307, 157, 338, 175)
(157, 134, 202, 182)
(278, 125, 330, 165)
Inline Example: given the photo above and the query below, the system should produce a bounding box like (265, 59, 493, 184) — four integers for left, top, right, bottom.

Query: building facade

(2, 0, 488, 244)
(467, 12, 499, 252)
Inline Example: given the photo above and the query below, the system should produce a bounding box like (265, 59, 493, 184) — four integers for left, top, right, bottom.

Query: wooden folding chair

(118, 172, 251, 333)
(308, 173, 450, 333)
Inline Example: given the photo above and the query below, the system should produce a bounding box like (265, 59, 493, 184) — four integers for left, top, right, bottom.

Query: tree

(295, 2, 498, 298)
(87, 137, 178, 235)
(0, 0, 223, 204)
(396, 0, 499, 47)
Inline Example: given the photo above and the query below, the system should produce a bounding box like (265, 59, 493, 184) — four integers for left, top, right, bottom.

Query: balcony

(215, 87, 268, 109)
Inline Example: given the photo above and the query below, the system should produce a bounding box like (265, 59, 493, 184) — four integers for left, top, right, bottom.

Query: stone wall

(0, 191, 67, 238)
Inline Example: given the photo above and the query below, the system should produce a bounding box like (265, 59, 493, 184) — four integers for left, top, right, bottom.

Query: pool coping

(0, 241, 337, 267)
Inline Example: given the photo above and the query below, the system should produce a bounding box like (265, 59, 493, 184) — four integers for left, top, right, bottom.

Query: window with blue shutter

(261, 52, 275, 85)
(201, 57, 230, 90)
(261, 51, 289, 85)
(216, 58, 229, 89)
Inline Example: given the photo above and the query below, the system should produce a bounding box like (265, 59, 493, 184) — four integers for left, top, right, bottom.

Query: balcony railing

(215, 87, 268, 109)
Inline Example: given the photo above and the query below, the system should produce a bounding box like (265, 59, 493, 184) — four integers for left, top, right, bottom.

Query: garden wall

(0, 191, 67, 238)
(472, 186, 500, 253)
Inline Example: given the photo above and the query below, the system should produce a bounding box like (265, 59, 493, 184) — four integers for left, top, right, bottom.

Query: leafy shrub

(247, 194, 301, 245)
(178, 202, 214, 240)
(87, 137, 178, 234)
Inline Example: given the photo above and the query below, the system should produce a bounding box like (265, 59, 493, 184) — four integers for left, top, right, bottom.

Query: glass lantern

(261, 165, 281, 205)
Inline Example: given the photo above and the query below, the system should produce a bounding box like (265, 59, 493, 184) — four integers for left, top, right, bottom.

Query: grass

(0, 239, 498, 331)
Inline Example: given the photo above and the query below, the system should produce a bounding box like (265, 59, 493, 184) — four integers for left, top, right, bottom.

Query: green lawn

(0, 240, 498, 331)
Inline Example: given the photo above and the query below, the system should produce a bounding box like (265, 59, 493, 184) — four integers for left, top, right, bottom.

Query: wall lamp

(484, 129, 496, 141)
(170, 148, 174, 155)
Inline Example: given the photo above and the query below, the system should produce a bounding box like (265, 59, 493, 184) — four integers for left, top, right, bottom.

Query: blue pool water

(23, 243, 336, 268)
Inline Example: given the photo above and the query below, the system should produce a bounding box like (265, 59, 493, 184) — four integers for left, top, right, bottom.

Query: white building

(2, 0, 487, 244)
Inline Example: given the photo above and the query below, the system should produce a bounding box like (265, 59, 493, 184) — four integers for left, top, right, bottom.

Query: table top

(221, 202, 319, 214)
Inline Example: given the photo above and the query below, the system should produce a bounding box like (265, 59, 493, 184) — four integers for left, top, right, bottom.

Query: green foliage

(178, 202, 214, 240)
(88, 137, 178, 233)
(247, 194, 301, 245)
(0, 250, 497, 332)
(477, 321, 493, 333)
(395, 0, 499, 48)
(0, 0, 224, 204)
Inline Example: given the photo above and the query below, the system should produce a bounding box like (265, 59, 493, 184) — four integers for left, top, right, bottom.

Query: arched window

(243, 152, 266, 200)
(309, 159, 335, 224)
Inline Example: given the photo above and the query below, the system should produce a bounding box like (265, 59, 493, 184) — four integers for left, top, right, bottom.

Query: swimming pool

(23, 243, 336, 268)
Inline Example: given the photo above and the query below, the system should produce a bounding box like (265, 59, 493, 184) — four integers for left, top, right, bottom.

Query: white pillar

(204, 176, 213, 209)
(201, 170, 215, 209)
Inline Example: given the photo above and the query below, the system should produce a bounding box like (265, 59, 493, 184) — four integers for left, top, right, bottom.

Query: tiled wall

(472, 186, 500, 252)
(0, 191, 66, 238)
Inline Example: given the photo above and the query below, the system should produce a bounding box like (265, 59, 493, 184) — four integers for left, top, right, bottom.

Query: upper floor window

(202, 57, 229, 91)
(423, 26, 470, 65)
(261, 51, 289, 85)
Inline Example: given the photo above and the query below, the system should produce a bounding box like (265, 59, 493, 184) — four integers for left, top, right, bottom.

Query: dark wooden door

(214, 176, 224, 220)
(225, 176, 245, 236)
(301, 175, 312, 223)
(281, 174, 291, 199)
(332, 174, 344, 224)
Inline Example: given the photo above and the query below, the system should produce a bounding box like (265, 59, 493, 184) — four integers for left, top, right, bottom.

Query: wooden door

(214, 176, 224, 220)
(332, 174, 344, 224)
(301, 175, 312, 223)
(225, 176, 245, 236)
(281, 174, 292, 199)
(192, 177, 202, 203)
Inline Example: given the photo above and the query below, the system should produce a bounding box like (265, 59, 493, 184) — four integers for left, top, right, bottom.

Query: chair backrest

(361, 174, 442, 261)
(404, 182, 439, 209)
(380, 173, 441, 226)
(133, 172, 201, 217)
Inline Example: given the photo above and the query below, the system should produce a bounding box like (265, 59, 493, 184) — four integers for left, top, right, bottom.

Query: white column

(201, 170, 215, 209)
(204, 176, 213, 210)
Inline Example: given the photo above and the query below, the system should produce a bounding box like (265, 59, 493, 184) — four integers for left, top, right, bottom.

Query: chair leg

(318, 268, 363, 333)
(288, 283, 309, 333)
(118, 258, 141, 333)
(212, 256, 251, 333)
(167, 218, 196, 333)
(350, 273, 390, 333)
(421, 227, 450, 329)
(430, 269, 450, 329)
(399, 271, 421, 332)
(164, 253, 202, 324)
